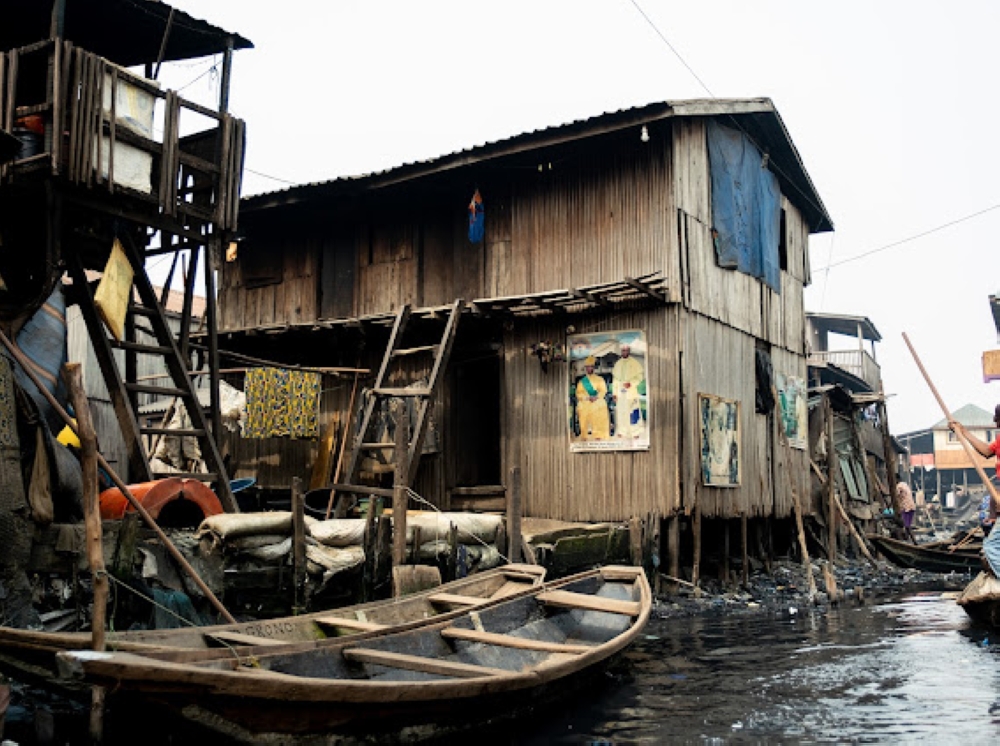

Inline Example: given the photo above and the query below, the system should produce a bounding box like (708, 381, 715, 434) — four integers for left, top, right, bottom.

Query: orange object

(99, 477, 224, 523)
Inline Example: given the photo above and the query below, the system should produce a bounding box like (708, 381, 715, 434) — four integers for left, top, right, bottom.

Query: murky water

(485, 591, 1000, 745)
(9, 589, 1000, 744)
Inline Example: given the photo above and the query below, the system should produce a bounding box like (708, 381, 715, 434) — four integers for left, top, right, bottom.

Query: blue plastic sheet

(707, 120, 781, 293)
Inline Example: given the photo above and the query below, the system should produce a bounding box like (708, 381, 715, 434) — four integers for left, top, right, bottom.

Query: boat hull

(866, 535, 981, 574)
(58, 566, 651, 742)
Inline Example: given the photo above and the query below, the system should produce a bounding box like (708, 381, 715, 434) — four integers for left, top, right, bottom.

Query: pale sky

(160, 0, 1000, 435)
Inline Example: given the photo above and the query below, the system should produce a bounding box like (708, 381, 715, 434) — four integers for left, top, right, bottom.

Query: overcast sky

(161, 0, 1000, 435)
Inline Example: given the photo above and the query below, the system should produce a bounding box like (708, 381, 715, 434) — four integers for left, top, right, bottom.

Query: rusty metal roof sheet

(0, 0, 252, 66)
(243, 97, 833, 234)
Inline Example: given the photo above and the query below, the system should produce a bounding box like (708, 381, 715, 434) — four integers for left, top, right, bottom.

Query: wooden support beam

(624, 276, 666, 303)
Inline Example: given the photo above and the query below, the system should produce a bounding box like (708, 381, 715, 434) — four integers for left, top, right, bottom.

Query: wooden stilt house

(0, 1, 250, 511)
(219, 99, 834, 573)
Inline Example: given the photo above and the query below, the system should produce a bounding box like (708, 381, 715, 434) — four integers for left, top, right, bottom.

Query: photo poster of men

(699, 393, 741, 487)
(566, 330, 649, 452)
(776, 372, 808, 450)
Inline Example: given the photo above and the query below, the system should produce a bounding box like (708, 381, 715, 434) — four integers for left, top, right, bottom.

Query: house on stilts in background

(215, 97, 843, 583)
(0, 0, 249, 623)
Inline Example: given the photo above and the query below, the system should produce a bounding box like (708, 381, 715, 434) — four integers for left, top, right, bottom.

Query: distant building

(898, 403, 996, 499)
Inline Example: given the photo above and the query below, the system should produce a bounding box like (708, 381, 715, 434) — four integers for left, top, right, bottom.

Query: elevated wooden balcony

(809, 348, 882, 393)
(0, 40, 244, 233)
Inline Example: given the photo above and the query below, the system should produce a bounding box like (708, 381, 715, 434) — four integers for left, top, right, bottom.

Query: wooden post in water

(63, 363, 106, 742)
(667, 515, 680, 590)
(392, 399, 410, 585)
(825, 395, 838, 560)
(692, 504, 702, 596)
(291, 477, 306, 614)
(741, 513, 749, 588)
(507, 466, 522, 564)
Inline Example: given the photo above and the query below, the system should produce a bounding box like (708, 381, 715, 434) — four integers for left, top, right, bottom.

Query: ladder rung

(128, 305, 159, 318)
(151, 472, 218, 481)
(360, 442, 397, 450)
(111, 340, 172, 355)
(141, 427, 206, 437)
(126, 383, 191, 397)
(373, 387, 430, 397)
(391, 345, 438, 358)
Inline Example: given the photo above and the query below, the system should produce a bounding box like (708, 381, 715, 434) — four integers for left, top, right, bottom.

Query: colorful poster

(567, 330, 649, 452)
(776, 373, 808, 450)
(700, 394, 741, 487)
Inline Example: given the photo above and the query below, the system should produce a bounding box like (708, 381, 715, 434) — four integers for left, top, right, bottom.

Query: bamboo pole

(902, 332, 1000, 509)
(507, 466, 522, 563)
(291, 476, 306, 614)
(831, 487, 878, 566)
(0, 328, 236, 623)
(326, 369, 361, 519)
(392, 399, 409, 591)
(62, 364, 105, 743)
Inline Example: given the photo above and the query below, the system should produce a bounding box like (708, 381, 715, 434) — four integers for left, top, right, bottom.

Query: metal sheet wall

(501, 307, 681, 522)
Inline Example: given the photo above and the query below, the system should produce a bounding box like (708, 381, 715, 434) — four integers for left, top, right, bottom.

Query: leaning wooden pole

(392, 398, 410, 592)
(0, 328, 236, 623)
(902, 332, 1000, 508)
(62, 363, 105, 743)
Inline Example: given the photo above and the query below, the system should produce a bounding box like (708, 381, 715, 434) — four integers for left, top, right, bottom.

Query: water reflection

(489, 592, 1000, 744)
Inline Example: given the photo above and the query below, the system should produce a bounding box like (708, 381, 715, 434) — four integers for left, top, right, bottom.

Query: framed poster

(700, 393, 741, 486)
(567, 330, 649, 452)
(776, 372, 808, 450)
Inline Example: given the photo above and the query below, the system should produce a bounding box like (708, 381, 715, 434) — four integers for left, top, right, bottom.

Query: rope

(404, 487, 510, 564)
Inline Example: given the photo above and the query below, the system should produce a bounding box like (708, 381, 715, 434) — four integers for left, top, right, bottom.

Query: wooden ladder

(334, 300, 463, 509)
(67, 235, 236, 512)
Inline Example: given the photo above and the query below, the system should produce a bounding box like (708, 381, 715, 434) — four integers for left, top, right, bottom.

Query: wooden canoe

(957, 571, 1000, 627)
(865, 534, 982, 574)
(57, 565, 651, 743)
(0, 563, 545, 688)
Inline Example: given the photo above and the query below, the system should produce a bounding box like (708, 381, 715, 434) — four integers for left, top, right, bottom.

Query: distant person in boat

(895, 481, 916, 532)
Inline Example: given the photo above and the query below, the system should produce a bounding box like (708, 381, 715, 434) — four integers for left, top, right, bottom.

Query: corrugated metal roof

(242, 98, 833, 234)
(932, 403, 995, 429)
(806, 312, 882, 342)
(0, 1, 252, 66)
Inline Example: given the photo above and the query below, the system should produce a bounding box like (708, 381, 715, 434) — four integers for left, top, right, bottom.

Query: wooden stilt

(392, 400, 410, 593)
(667, 515, 680, 590)
(291, 477, 306, 614)
(741, 514, 749, 588)
(722, 519, 730, 583)
(63, 363, 105, 743)
(692, 505, 701, 595)
(507, 466, 522, 564)
(825, 395, 838, 560)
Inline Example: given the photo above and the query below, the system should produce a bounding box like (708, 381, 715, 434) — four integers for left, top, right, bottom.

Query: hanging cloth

(245, 367, 321, 439)
(468, 189, 485, 243)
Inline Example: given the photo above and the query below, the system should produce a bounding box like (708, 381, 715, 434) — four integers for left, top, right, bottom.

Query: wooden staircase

(67, 234, 235, 512)
(333, 300, 463, 512)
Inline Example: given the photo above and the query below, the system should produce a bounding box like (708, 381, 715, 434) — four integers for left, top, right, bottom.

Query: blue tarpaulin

(707, 120, 781, 293)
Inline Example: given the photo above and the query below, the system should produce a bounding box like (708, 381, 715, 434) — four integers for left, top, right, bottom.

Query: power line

(627, 0, 715, 97)
(813, 203, 1000, 272)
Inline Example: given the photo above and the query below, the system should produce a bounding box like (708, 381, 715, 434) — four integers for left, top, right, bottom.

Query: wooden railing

(0, 40, 244, 232)
(809, 348, 882, 391)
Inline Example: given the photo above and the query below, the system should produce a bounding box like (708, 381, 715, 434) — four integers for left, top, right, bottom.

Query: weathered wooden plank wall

(502, 308, 680, 522)
(496, 143, 677, 297)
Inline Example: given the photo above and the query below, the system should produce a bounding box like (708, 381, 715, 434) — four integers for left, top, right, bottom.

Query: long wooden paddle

(902, 332, 1000, 513)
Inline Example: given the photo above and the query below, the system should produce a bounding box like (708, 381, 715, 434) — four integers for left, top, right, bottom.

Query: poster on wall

(776, 372, 808, 450)
(699, 393, 741, 487)
(567, 330, 649, 452)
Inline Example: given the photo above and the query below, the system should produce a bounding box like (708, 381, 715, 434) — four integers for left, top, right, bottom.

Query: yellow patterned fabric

(245, 367, 321, 439)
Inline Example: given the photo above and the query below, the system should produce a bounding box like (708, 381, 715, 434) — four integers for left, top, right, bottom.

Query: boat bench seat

(314, 617, 388, 632)
(206, 631, 286, 647)
(427, 593, 484, 608)
(342, 647, 508, 678)
(536, 590, 641, 617)
(441, 627, 592, 654)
